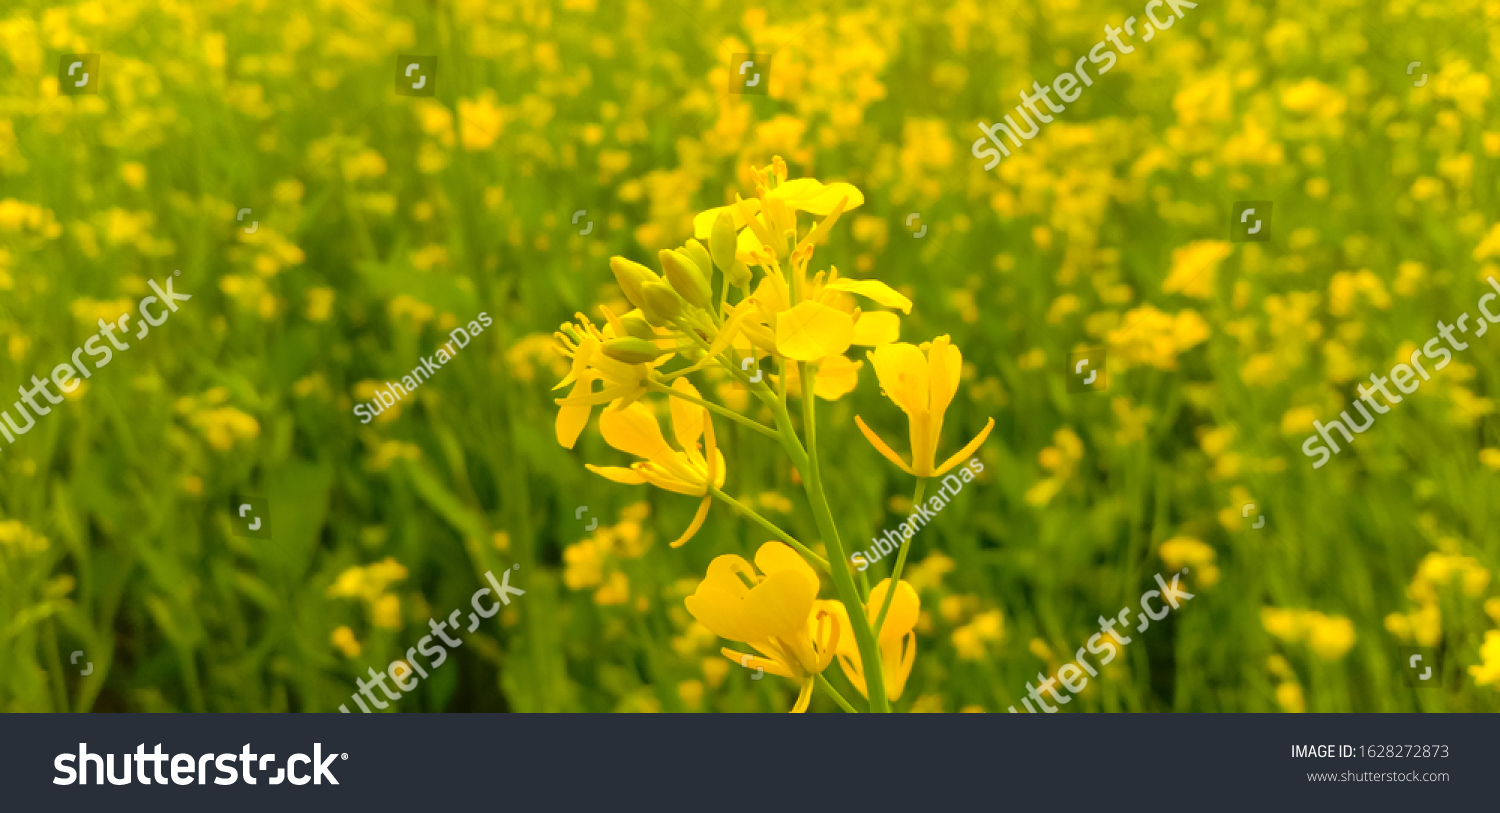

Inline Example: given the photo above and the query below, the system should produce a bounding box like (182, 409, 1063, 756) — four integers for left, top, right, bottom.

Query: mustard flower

(828, 579, 919, 701)
(685, 541, 841, 713)
(552, 308, 672, 448)
(855, 336, 994, 478)
(584, 380, 723, 547)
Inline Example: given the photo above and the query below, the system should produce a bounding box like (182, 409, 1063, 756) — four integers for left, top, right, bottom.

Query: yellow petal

(825, 601, 860, 658)
(812, 355, 863, 400)
(585, 464, 647, 485)
(790, 677, 816, 713)
(751, 273, 789, 315)
(703, 403, 720, 483)
(755, 540, 819, 586)
(934, 418, 995, 477)
(722, 647, 796, 680)
(555, 379, 593, 448)
(669, 378, 705, 451)
(598, 401, 674, 461)
(742, 569, 819, 641)
(868, 579, 920, 643)
(636, 460, 704, 495)
(554, 382, 638, 407)
(927, 335, 962, 416)
(798, 195, 851, 249)
(823, 279, 912, 314)
(703, 554, 758, 597)
(692, 200, 761, 240)
(687, 557, 757, 640)
(776, 300, 854, 362)
(768, 179, 866, 214)
(869, 343, 928, 415)
(885, 631, 916, 701)
(686, 583, 752, 642)
(851, 311, 900, 346)
(836, 651, 868, 699)
(671, 496, 713, 547)
(736, 224, 770, 263)
(811, 604, 841, 672)
(854, 416, 916, 476)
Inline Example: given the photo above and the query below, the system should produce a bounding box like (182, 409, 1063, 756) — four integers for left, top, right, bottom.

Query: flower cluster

(327, 556, 409, 631)
(550, 159, 993, 711)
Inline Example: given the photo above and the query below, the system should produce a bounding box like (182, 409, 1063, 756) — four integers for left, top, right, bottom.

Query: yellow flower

(1411, 603, 1442, 647)
(678, 679, 705, 710)
(855, 336, 995, 478)
(562, 538, 605, 589)
(951, 625, 986, 660)
(828, 579, 919, 701)
(584, 380, 723, 547)
(189, 406, 260, 450)
(1158, 536, 1220, 588)
(341, 149, 387, 182)
(701, 657, 730, 689)
(1264, 607, 1355, 660)
(331, 626, 361, 658)
(1107, 305, 1211, 371)
(372, 593, 402, 629)
(1307, 614, 1355, 661)
(690, 158, 866, 265)
(0, 520, 48, 555)
(684, 541, 840, 713)
(905, 552, 955, 592)
(1262, 607, 1304, 642)
(1470, 630, 1500, 687)
(951, 607, 1003, 662)
(327, 557, 408, 602)
(459, 90, 507, 151)
(121, 162, 147, 189)
(709, 263, 908, 377)
(1163, 240, 1232, 299)
(306, 286, 335, 321)
(594, 571, 630, 606)
(552, 308, 671, 448)
(1276, 682, 1305, 713)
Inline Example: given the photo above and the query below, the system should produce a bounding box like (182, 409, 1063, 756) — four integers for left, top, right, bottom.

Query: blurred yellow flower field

(2, 0, 1499, 714)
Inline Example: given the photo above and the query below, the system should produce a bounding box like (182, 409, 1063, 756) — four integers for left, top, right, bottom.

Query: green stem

(874, 477, 927, 637)
(666, 317, 776, 408)
(709, 486, 829, 571)
(647, 381, 779, 440)
(789, 362, 889, 712)
(816, 673, 859, 713)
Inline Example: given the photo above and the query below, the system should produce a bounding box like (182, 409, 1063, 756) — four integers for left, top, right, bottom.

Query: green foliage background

(2, 0, 1499, 712)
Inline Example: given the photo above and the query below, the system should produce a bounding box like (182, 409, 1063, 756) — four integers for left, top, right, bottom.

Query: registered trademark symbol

(173, 270, 180, 276)
(512, 563, 519, 570)
(341, 753, 348, 760)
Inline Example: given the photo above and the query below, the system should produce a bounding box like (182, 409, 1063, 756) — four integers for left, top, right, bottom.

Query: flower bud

(683, 239, 714, 283)
(600, 336, 667, 364)
(659, 249, 712, 310)
(710, 211, 738, 271)
(619, 311, 656, 341)
(609, 256, 660, 311)
(727, 260, 752, 288)
(640, 280, 683, 324)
